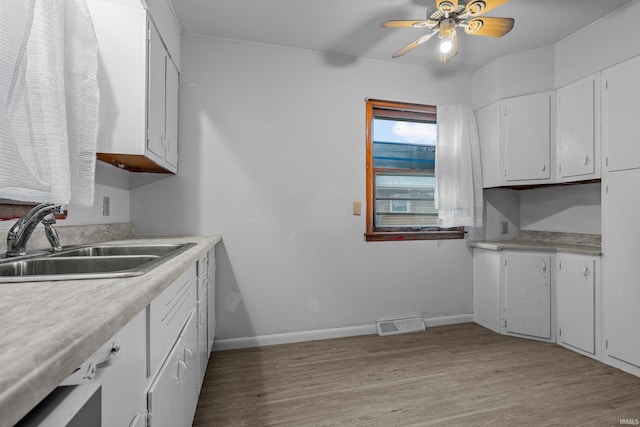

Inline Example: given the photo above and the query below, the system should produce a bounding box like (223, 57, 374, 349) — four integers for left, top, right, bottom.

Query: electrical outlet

(102, 196, 110, 217)
(353, 201, 362, 216)
(501, 221, 508, 235)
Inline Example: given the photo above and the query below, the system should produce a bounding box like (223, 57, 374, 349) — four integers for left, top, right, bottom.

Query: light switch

(103, 196, 110, 217)
(353, 201, 362, 216)
(501, 221, 508, 234)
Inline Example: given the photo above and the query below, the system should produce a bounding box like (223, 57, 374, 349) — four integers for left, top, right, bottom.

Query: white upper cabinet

(556, 73, 601, 181)
(602, 55, 640, 173)
(501, 92, 553, 184)
(476, 102, 502, 188)
(87, 0, 179, 173)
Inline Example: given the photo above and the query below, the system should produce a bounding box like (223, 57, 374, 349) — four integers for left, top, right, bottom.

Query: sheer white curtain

(435, 104, 483, 228)
(0, 0, 99, 206)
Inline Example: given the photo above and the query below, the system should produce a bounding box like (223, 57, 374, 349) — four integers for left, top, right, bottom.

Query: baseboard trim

(424, 313, 474, 327)
(213, 314, 474, 351)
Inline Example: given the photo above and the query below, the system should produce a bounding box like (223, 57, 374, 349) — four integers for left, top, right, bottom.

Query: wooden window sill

(365, 231, 464, 242)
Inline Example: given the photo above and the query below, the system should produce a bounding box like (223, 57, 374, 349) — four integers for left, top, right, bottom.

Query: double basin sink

(0, 242, 196, 283)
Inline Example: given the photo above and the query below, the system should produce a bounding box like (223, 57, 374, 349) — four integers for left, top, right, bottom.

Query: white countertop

(469, 239, 601, 256)
(0, 235, 221, 427)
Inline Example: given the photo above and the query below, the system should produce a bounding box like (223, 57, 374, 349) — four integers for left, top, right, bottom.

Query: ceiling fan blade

(436, 0, 459, 14)
(381, 20, 430, 29)
(392, 32, 437, 58)
(439, 32, 458, 63)
(465, 17, 514, 37)
(463, 0, 509, 18)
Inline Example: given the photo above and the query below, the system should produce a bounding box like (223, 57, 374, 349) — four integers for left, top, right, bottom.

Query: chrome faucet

(6, 203, 63, 257)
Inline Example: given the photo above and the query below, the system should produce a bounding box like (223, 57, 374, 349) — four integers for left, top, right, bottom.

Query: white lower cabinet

(556, 253, 600, 357)
(472, 248, 502, 333)
(98, 310, 147, 427)
(147, 263, 201, 427)
(147, 324, 185, 427)
(182, 310, 199, 427)
(18, 311, 147, 427)
(18, 246, 219, 427)
(207, 249, 216, 355)
(503, 250, 553, 341)
(472, 248, 555, 342)
(146, 309, 198, 427)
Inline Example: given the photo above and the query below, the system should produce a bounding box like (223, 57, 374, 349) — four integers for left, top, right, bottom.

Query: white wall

(61, 162, 131, 226)
(519, 183, 601, 234)
(131, 36, 474, 340)
(555, 0, 640, 88)
(0, 162, 130, 230)
(472, 46, 554, 110)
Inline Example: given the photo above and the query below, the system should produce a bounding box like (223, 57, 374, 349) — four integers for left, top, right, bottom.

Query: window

(365, 99, 464, 241)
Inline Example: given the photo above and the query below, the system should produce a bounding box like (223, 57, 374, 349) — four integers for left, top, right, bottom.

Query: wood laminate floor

(193, 323, 640, 426)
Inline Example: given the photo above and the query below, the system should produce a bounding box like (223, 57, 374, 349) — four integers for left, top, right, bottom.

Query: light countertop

(0, 235, 221, 427)
(469, 239, 601, 256)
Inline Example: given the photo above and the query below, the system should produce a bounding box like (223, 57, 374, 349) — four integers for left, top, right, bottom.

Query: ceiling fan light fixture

(439, 38, 454, 53)
(438, 17, 456, 53)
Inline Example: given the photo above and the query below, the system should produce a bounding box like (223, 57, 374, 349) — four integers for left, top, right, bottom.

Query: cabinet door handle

(96, 340, 121, 370)
(541, 163, 546, 172)
(584, 155, 590, 166)
(583, 265, 590, 278)
(541, 261, 547, 272)
(184, 346, 193, 365)
(177, 360, 187, 381)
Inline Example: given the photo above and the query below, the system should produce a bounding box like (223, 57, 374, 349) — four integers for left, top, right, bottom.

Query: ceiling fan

(381, 0, 515, 63)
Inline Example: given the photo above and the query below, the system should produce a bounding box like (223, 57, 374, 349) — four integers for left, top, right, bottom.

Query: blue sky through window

(373, 119, 437, 146)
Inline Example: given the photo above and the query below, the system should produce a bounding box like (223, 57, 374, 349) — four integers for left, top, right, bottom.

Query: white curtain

(435, 104, 483, 228)
(0, 0, 99, 207)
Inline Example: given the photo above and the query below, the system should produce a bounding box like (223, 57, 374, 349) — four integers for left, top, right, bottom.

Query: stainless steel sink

(50, 243, 189, 257)
(0, 242, 196, 283)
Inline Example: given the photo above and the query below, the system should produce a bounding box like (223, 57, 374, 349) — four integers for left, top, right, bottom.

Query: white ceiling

(170, 0, 635, 73)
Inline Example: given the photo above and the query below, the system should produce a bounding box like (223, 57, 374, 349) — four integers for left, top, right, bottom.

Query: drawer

(148, 264, 196, 377)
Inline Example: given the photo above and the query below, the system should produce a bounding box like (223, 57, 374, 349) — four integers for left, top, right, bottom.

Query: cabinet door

(603, 170, 640, 367)
(147, 334, 184, 427)
(603, 55, 640, 172)
(473, 249, 501, 333)
(476, 103, 501, 188)
(100, 311, 147, 427)
(207, 249, 216, 355)
(502, 93, 552, 182)
(557, 254, 596, 354)
(182, 310, 199, 427)
(504, 251, 551, 339)
(165, 58, 179, 169)
(147, 20, 166, 162)
(197, 292, 208, 389)
(557, 74, 600, 180)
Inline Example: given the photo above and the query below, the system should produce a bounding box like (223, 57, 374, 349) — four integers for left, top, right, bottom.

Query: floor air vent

(376, 316, 425, 336)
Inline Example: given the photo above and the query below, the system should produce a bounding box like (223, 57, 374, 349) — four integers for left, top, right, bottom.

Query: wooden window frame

(365, 99, 464, 242)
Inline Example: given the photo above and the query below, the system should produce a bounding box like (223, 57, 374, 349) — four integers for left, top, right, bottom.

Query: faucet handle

(42, 214, 62, 252)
